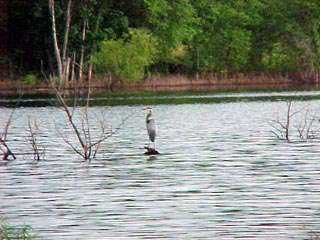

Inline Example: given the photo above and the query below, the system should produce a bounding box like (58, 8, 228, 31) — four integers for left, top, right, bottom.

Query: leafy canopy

(92, 29, 158, 81)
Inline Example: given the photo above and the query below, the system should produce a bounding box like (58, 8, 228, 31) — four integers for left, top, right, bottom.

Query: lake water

(1, 91, 320, 239)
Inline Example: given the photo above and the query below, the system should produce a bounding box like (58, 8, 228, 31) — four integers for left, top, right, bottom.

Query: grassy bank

(0, 72, 320, 99)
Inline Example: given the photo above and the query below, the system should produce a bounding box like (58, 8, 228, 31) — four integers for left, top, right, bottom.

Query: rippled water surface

(1, 92, 320, 239)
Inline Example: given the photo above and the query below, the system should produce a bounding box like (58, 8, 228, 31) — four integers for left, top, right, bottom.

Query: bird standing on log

(145, 107, 156, 150)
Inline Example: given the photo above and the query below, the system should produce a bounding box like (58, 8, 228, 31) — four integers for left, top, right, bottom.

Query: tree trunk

(285, 101, 292, 142)
(48, 0, 63, 83)
(64, 57, 71, 88)
(62, 0, 72, 65)
(87, 63, 93, 83)
(79, 19, 87, 82)
(196, 47, 199, 81)
(87, 8, 103, 82)
(71, 52, 75, 85)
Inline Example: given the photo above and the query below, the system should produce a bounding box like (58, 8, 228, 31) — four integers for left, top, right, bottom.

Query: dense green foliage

(3, 0, 320, 81)
(92, 29, 157, 81)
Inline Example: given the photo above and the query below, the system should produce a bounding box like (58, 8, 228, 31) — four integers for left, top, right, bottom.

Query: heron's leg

(153, 141, 156, 150)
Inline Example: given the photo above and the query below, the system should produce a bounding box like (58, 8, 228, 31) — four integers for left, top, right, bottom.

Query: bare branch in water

(271, 100, 320, 142)
(46, 75, 134, 161)
(0, 107, 17, 160)
(269, 100, 293, 142)
(26, 117, 45, 161)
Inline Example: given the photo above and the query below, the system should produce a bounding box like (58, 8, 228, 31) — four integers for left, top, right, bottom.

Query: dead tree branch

(0, 108, 17, 160)
(47, 77, 133, 161)
(26, 117, 45, 161)
(270, 100, 294, 142)
(297, 110, 319, 140)
(270, 100, 320, 142)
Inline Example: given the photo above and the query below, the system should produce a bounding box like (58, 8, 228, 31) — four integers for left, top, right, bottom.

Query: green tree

(92, 28, 157, 81)
(144, 0, 196, 70)
(189, 0, 264, 73)
(251, 0, 320, 72)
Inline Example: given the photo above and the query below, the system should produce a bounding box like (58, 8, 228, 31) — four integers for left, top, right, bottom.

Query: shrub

(22, 74, 37, 86)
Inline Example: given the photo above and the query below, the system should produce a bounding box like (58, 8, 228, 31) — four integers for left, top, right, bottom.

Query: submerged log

(144, 146, 160, 155)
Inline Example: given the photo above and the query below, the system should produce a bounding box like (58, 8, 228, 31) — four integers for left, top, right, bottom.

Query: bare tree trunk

(64, 57, 71, 88)
(285, 101, 292, 142)
(71, 52, 75, 84)
(87, 9, 103, 82)
(87, 64, 93, 82)
(48, 0, 63, 83)
(196, 47, 199, 81)
(62, 0, 72, 66)
(79, 19, 87, 82)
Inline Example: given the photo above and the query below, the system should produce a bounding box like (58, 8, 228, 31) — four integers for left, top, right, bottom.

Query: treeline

(2, 0, 320, 82)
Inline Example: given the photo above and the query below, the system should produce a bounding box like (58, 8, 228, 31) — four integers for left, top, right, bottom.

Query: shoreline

(0, 72, 320, 98)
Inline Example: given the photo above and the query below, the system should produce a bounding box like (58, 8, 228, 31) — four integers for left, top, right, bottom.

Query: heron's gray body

(146, 118, 156, 142)
(146, 111, 156, 146)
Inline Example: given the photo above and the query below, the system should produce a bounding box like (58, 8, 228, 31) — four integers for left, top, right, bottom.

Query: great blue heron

(145, 107, 156, 149)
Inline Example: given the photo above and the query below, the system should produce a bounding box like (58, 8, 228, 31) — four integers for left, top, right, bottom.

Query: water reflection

(146, 155, 157, 162)
(0, 98, 320, 239)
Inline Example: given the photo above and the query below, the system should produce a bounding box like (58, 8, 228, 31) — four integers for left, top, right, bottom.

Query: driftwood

(144, 146, 160, 155)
